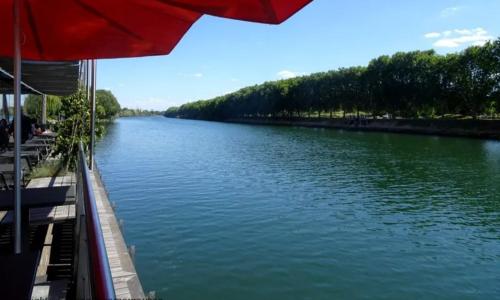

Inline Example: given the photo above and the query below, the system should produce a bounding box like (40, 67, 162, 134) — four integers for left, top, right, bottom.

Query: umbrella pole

(89, 60, 96, 170)
(13, 0, 22, 254)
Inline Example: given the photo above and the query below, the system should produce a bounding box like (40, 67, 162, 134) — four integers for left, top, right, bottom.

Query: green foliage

(28, 160, 66, 179)
(443, 43, 499, 118)
(165, 38, 500, 120)
(52, 89, 104, 168)
(23, 89, 121, 124)
(164, 107, 179, 117)
(23, 95, 62, 121)
(120, 107, 164, 117)
(96, 89, 121, 120)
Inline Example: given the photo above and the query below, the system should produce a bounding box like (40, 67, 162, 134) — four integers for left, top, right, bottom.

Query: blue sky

(97, 0, 500, 110)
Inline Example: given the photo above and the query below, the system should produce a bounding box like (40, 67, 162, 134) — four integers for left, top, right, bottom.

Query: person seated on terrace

(9, 113, 36, 143)
(31, 123, 43, 136)
(0, 119, 9, 151)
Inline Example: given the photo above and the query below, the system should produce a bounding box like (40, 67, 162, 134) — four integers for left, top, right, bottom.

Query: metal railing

(75, 142, 115, 299)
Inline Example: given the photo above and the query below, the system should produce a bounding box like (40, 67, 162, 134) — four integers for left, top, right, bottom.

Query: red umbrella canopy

(0, 0, 312, 61)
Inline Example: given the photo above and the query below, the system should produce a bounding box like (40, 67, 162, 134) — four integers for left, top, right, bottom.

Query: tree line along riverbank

(165, 39, 500, 132)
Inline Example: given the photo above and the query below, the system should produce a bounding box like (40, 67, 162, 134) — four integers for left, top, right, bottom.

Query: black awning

(0, 59, 80, 96)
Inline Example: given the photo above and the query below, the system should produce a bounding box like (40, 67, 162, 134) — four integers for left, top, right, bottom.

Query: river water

(95, 116, 500, 300)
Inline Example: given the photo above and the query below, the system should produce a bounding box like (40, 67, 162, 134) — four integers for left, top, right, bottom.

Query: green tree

(96, 90, 120, 120)
(447, 43, 499, 118)
(366, 55, 391, 117)
(336, 67, 367, 118)
(23, 94, 62, 122)
(53, 89, 104, 168)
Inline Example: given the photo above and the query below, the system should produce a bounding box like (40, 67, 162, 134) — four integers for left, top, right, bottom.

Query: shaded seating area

(0, 56, 119, 299)
(0, 57, 78, 299)
(1, 59, 62, 191)
(0, 134, 56, 190)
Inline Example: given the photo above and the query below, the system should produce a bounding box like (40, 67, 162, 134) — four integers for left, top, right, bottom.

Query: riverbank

(224, 118, 500, 140)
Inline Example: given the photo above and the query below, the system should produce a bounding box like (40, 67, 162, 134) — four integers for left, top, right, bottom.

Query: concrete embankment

(226, 118, 500, 140)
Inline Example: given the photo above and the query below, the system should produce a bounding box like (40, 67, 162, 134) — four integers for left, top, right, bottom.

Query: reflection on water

(96, 117, 500, 300)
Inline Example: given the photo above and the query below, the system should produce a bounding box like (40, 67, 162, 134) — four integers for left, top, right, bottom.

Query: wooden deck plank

(35, 223, 54, 283)
(2, 207, 75, 226)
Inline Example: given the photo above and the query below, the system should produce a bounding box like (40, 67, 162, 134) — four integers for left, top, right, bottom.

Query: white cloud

(443, 30, 453, 37)
(424, 27, 494, 49)
(440, 6, 462, 18)
(454, 29, 472, 35)
(424, 32, 441, 39)
(277, 70, 303, 80)
(193, 73, 203, 78)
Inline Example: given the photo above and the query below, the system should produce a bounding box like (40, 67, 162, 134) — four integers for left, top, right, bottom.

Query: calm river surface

(95, 116, 500, 300)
